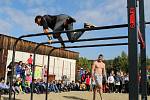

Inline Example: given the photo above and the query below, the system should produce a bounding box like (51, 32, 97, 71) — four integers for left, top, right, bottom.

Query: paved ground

(1, 91, 150, 100)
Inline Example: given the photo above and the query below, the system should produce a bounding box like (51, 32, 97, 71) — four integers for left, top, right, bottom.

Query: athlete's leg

(65, 23, 84, 42)
(95, 75, 103, 100)
(98, 85, 103, 100)
(56, 35, 65, 48)
(93, 87, 96, 100)
(53, 21, 65, 47)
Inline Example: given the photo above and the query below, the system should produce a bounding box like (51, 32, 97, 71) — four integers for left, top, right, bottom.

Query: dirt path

(1, 91, 150, 100)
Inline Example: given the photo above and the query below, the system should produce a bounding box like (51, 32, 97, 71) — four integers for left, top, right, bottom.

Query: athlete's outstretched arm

(43, 29, 52, 40)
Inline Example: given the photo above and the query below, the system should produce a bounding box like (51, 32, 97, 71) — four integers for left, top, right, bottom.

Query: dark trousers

(86, 84, 90, 91)
(53, 14, 84, 44)
(109, 83, 114, 92)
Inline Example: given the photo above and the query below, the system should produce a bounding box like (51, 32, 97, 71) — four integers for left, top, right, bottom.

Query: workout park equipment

(8, 0, 150, 100)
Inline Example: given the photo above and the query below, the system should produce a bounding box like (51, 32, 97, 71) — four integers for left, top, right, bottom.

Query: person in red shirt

(27, 55, 33, 67)
(86, 75, 91, 91)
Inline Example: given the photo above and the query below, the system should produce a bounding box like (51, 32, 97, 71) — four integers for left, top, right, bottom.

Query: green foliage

(77, 51, 150, 74)
(105, 59, 113, 74)
(76, 57, 92, 71)
(119, 51, 128, 72)
(147, 57, 150, 66)
(112, 51, 128, 73)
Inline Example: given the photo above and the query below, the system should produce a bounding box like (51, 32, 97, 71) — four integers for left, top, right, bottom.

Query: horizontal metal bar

(52, 36, 128, 44)
(145, 22, 150, 25)
(19, 23, 128, 38)
(60, 43, 128, 48)
(16, 21, 150, 39)
(63, 42, 141, 48)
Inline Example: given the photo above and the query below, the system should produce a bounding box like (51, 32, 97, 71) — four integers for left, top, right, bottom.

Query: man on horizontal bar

(35, 14, 95, 48)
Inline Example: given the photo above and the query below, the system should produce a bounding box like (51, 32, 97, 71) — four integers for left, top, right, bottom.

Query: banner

(34, 66, 42, 79)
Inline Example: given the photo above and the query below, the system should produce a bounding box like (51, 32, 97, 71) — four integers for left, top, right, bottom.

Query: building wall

(0, 34, 79, 80)
(6, 50, 76, 81)
(0, 49, 8, 78)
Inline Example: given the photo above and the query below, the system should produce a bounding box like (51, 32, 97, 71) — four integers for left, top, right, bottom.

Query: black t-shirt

(41, 14, 74, 30)
(41, 15, 57, 30)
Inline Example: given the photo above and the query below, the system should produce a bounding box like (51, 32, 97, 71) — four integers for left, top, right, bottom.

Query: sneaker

(48, 34, 53, 40)
(84, 22, 96, 28)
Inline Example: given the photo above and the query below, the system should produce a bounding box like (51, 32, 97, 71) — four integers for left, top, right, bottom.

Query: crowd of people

(0, 54, 84, 95)
(0, 54, 149, 96)
(0, 77, 81, 94)
(79, 68, 129, 93)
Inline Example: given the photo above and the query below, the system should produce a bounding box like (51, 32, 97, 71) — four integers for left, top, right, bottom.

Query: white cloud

(0, 7, 43, 34)
(74, 0, 127, 26)
(0, 19, 12, 35)
(18, 0, 55, 8)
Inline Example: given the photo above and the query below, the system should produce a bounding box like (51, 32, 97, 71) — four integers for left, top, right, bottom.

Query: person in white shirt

(108, 74, 115, 92)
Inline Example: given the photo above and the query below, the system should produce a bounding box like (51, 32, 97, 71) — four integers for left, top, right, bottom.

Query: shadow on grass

(63, 96, 87, 100)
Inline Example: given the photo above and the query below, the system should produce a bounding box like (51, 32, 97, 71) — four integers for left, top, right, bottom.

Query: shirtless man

(92, 54, 106, 100)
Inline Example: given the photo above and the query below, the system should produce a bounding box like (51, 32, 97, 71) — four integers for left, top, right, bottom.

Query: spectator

(15, 61, 23, 78)
(79, 82, 86, 91)
(7, 62, 13, 83)
(81, 73, 86, 83)
(0, 78, 9, 94)
(49, 81, 59, 93)
(20, 64, 26, 83)
(70, 81, 76, 91)
(27, 55, 33, 67)
(26, 74, 32, 84)
(25, 65, 31, 76)
(75, 81, 80, 91)
(114, 72, 121, 93)
(56, 80, 62, 91)
(108, 74, 115, 93)
(124, 73, 129, 93)
(85, 75, 91, 91)
(80, 68, 84, 77)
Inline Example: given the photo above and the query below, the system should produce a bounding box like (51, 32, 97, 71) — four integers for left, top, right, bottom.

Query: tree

(112, 57, 120, 73)
(119, 51, 128, 72)
(146, 57, 150, 66)
(105, 59, 113, 74)
(76, 57, 92, 71)
(112, 51, 128, 73)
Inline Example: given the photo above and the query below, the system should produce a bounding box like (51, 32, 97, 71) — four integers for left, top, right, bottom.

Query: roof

(0, 34, 79, 60)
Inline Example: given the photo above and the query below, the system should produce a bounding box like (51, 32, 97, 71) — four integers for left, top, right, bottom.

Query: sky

(0, 0, 150, 60)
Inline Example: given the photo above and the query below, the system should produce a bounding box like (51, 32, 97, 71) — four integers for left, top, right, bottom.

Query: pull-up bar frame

(8, 0, 150, 99)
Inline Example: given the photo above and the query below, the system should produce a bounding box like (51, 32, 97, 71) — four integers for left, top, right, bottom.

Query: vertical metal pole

(45, 48, 55, 100)
(30, 43, 48, 100)
(13, 91, 15, 100)
(9, 38, 22, 100)
(30, 49, 36, 100)
(139, 0, 147, 100)
(62, 61, 64, 76)
(127, 0, 139, 100)
(45, 53, 50, 100)
(29, 42, 50, 100)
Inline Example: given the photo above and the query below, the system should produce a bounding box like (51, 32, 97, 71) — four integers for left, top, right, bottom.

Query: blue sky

(0, 0, 150, 60)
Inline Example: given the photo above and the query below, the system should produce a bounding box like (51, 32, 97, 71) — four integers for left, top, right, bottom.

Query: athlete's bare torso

(93, 60, 105, 75)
